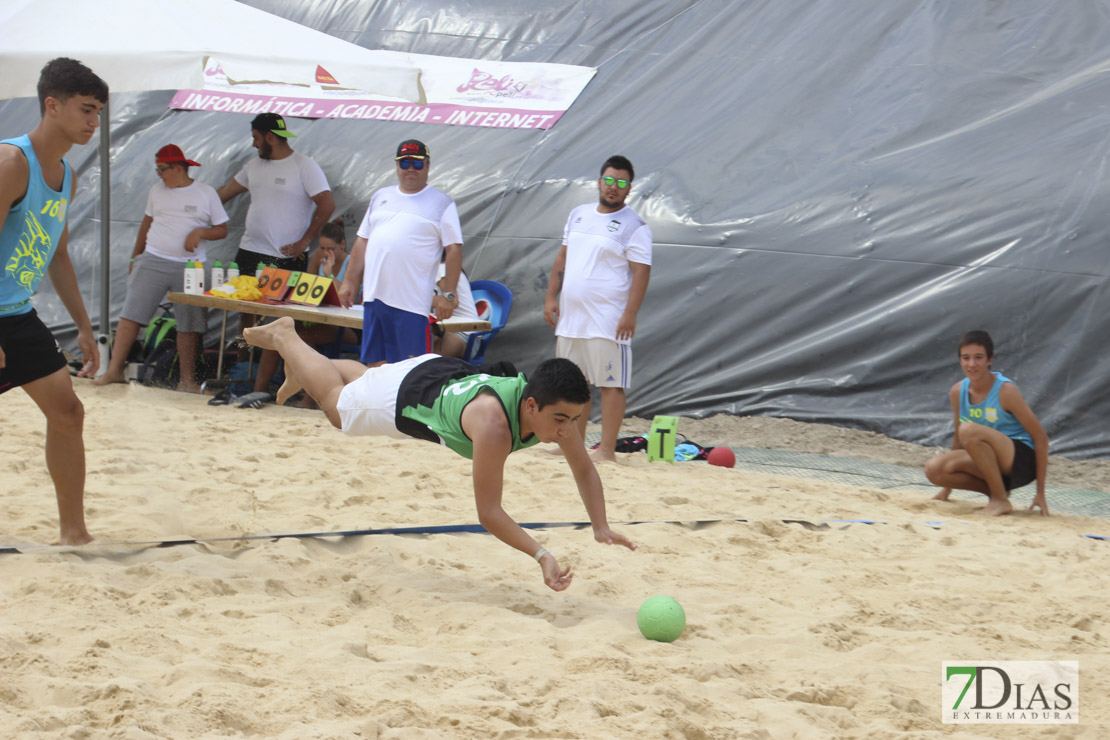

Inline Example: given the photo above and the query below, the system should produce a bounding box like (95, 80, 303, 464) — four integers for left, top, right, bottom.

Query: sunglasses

(398, 158, 426, 170)
(602, 176, 629, 188)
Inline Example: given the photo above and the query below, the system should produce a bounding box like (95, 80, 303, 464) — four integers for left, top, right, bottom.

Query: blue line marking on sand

(2, 519, 1105, 555)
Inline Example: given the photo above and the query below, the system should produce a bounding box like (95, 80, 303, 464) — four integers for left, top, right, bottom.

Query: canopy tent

(5, 0, 1110, 459)
(0, 0, 425, 358)
(0, 0, 424, 101)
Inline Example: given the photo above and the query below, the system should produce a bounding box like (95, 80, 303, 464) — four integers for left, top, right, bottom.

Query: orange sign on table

(257, 267, 296, 301)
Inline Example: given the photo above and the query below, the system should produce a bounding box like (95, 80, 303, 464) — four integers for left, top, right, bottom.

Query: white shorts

(336, 354, 438, 436)
(556, 337, 631, 388)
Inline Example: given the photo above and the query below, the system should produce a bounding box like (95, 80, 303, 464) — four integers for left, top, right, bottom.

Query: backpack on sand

(136, 314, 179, 388)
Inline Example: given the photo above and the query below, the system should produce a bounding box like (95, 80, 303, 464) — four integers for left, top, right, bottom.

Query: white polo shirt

(356, 184, 463, 315)
(556, 203, 652, 344)
(143, 181, 229, 263)
(234, 152, 330, 258)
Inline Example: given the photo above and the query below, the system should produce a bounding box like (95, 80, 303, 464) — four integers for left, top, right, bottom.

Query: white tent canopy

(0, 0, 425, 102)
(0, 0, 425, 364)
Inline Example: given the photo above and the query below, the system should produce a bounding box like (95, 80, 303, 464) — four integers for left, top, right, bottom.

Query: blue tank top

(0, 135, 72, 316)
(328, 255, 361, 301)
(959, 372, 1033, 447)
(336, 255, 350, 283)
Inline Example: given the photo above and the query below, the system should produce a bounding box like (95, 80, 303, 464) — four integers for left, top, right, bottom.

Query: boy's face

(525, 398, 586, 444)
(47, 94, 103, 146)
(959, 343, 992, 380)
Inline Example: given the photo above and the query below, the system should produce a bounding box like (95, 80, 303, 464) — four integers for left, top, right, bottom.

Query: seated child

(924, 330, 1049, 516)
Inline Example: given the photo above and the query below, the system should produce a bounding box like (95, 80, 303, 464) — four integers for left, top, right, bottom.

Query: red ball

(707, 446, 735, 468)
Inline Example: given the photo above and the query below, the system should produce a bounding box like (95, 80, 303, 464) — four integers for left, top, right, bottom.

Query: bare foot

(276, 370, 304, 406)
(92, 369, 126, 386)
(57, 530, 94, 546)
(932, 490, 951, 501)
(590, 449, 618, 463)
(977, 498, 1013, 516)
(242, 316, 296, 350)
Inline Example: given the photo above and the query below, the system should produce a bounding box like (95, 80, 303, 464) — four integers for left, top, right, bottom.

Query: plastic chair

(463, 280, 513, 365)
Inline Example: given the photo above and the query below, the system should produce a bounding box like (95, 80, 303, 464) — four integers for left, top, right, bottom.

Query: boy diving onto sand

(244, 317, 637, 591)
(924, 330, 1049, 517)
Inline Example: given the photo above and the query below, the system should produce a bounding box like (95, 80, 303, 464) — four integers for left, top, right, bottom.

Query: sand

(1, 380, 1107, 738)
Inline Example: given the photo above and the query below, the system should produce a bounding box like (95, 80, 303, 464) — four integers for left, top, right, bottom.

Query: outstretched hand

(1028, 491, 1050, 517)
(594, 527, 637, 551)
(539, 552, 574, 591)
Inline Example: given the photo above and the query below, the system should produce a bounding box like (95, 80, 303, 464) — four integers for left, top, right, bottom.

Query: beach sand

(2, 381, 1107, 738)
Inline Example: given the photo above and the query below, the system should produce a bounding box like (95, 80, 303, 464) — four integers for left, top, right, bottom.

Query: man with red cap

(94, 144, 228, 392)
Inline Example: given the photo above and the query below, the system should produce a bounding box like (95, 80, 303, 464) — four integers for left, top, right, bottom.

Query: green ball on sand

(637, 595, 686, 642)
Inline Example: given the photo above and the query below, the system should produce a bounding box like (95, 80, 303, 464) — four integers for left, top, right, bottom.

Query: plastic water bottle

(194, 260, 206, 294)
(255, 263, 265, 279)
(211, 260, 225, 290)
(226, 261, 240, 282)
(183, 260, 196, 294)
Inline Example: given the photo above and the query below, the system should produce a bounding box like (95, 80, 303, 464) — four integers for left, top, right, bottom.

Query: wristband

(533, 548, 549, 562)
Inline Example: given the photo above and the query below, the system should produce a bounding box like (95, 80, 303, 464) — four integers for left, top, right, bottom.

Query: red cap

(156, 144, 201, 167)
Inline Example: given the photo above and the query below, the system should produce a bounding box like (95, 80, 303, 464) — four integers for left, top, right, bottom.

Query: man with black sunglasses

(339, 140, 463, 365)
(544, 155, 653, 462)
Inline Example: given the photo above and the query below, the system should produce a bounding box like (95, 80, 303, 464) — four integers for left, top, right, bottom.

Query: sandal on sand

(207, 388, 236, 406)
(236, 391, 273, 409)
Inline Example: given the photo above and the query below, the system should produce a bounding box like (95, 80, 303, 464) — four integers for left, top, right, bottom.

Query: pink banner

(170, 89, 566, 130)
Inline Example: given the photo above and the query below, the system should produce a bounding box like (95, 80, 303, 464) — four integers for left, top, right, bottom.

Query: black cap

(250, 112, 295, 138)
(395, 139, 429, 159)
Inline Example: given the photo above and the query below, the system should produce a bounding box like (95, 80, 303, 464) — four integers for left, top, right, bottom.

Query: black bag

(136, 315, 179, 388)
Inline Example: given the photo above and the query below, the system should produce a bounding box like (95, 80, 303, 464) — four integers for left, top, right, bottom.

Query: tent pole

(97, 100, 111, 372)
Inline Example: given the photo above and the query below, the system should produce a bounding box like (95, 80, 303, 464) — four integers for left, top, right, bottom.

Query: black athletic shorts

(0, 309, 67, 395)
(1003, 440, 1036, 491)
(233, 248, 309, 279)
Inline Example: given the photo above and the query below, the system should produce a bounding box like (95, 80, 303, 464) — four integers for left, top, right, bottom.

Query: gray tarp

(4, 0, 1108, 458)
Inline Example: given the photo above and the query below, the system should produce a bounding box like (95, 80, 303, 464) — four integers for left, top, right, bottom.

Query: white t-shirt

(556, 203, 652, 344)
(434, 263, 478, 320)
(234, 152, 330, 258)
(143, 181, 229, 263)
(356, 185, 463, 315)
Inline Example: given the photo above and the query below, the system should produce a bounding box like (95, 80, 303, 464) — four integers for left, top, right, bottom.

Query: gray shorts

(121, 253, 207, 332)
(556, 336, 632, 388)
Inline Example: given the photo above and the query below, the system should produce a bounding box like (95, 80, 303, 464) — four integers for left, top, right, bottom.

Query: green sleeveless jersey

(395, 357, 539, 459)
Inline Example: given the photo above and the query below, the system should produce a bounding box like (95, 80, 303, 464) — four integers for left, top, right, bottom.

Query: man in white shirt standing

(94, 144, 228, 392)
(544, 155, 652, 462)
(339, 140, 463, 365)
(217, 113, 335, 393)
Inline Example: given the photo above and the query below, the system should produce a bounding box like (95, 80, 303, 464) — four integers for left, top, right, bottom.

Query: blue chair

(463, 280, 513, 365)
